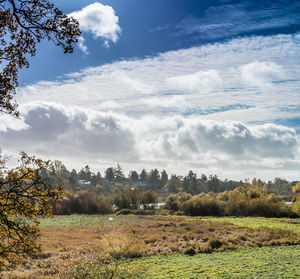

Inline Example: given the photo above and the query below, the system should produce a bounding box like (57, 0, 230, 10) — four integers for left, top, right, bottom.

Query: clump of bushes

(53, 190, 113, 215)
(165, 186, 295, 217)
(181, 196, 224, 216)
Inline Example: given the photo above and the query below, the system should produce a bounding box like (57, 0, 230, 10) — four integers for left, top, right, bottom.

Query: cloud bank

(1, 103, 299, 179)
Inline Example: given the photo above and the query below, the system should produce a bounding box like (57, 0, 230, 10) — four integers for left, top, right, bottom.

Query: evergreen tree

(129, 170, 139, 182)
(140, 169, 148, 181)
(161, 170, 169, 187)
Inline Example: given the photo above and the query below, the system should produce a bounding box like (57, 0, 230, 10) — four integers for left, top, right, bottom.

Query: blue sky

(19, 0, 300, 85)
(1, 0, 300, 180)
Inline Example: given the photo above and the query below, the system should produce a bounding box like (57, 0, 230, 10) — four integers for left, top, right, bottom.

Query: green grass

(38, 215, 100, 227)
(131, 245, 300, 278)
(39, 215, 300, 234)
(38, 214, 157, 228)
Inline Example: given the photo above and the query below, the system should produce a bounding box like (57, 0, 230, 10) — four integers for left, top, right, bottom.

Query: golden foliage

(0, 151, 63, 270)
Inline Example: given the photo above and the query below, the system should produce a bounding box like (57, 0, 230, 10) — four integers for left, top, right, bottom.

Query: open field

(4, 214, 300, 279)
(131, 245, 300, 278)
(38, 214, 300, 232)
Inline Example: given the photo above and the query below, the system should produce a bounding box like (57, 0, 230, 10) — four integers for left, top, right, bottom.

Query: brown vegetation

(166, 186, 297, 217)
(3, 215, 299, 278)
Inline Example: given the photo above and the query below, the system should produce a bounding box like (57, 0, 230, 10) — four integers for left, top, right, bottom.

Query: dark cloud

(0, 103, 136, 160)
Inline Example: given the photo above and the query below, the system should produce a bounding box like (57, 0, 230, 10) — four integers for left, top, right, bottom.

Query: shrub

(165, 186, 293, 217)
(292, 200, 300, 216)
(181, 196, 224, 216)
(165, 192, 192, 211)
(53, 191, 113, 215)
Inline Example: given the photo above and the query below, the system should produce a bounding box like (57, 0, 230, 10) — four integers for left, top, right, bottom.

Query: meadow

(4, 214, 300, 279)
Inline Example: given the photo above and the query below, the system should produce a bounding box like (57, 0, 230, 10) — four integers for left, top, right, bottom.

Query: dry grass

(2, 216, 300, 278)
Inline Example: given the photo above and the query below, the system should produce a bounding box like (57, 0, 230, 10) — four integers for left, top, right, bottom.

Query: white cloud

(240, 61, 285, 88)
(0, 103, 136, 162)
(140, 96, 191, 110)
(167, 69, 222, 92)
(133, 117, 297, 161)
(78, 36, 88, 54)
(17, 33, 300, 122)
(1, 103, 300, 180)
(69, 2, 121, 50)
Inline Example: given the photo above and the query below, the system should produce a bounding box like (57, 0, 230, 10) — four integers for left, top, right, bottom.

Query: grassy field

(5, 214, 300, 279)
(39, 214, 300, 232)
(132, 245, 300, 278)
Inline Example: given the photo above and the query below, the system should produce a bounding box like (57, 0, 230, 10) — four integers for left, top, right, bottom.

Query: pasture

(4, 215, 300, 279)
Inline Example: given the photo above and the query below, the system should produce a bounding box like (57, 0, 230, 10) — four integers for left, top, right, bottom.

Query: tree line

(46, 160, 298, 198)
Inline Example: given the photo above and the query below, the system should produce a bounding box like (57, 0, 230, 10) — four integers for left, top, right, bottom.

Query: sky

(1, 0, 300, 181)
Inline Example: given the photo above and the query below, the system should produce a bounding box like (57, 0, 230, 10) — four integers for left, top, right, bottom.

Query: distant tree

(114, 164, 125, 182)
(164, 175, 182, 193)
(0, 0, 81, 117)
(207, 175, 221, 193)
(95, 171, 102, 184)
(139, 169, 148, 182)
(271, 178, 292, 195)
(78, 168, 86, 180)
(90, 174, 97, 186)
(200, 174, 207, 183)
(91, 171, 102, 186)
(114, 185, 143, 210)
(69, 169, 78, 186)
(182, 171, 197, 193)
(129, 170, 139, 182)
(84, 165, 92, 181)
(105, 167, 115, 182)
(53, 160, 68, 176)
(161, 170, 168, 187)
(148, 169, 160, 189)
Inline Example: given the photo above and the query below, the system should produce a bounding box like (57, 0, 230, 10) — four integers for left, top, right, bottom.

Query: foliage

(53, 190, 113, 215)
(0, 151, 63, 270)
(166, 186, 294, 217)
(34, 161, 297, 199)
(165, 192, 191, 211)
(292, 182, 300, 194)
(0, 0, 81, 117)
(113, 186, 156, 210)
(140, 191, 157, 208)
(181, 195, 224, 216)
(163, 175, 182, 193)
(293, 200, 300, 216)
